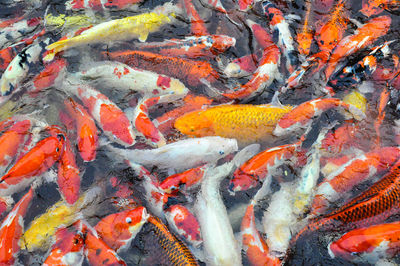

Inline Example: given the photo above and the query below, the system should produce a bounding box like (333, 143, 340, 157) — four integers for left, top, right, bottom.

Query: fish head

(174, 110, 214, 137)
(211, 35, 236, 54)
(229, 168, 258, 192)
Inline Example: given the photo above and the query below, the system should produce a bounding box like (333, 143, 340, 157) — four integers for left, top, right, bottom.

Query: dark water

(1, 0, 400, 265)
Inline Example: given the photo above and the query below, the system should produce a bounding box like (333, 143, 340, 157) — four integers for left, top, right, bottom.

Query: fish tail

(44, 39, 71, 62)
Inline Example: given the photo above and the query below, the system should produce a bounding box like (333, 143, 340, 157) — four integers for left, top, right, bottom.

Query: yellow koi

(342, 90, 367, 115)
(44, 14, 100, 31)
(44, 4, 176, 61)
(174, 104, 293, 145)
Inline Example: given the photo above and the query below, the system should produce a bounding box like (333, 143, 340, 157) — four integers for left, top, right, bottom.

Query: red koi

(30, 58, 67, 94)
(165, 204, 202, 247)
(64, 97, 98, 162)
(273, 98, 364, 136)
(222, 20, 280, 100)
(94, 206, 148, 252)
(324, 16, 391, 80)
(183, 0, 209, 36)
(321, 122, 363, 155)
(0, 119, 31, 173)
(0, 135, 65, 196)
(159, 164, 207, 194)
(69, 84, 135, 147)
(43, 221, 85, 266)
(0, 188, 33, 264)
(84, 224, 127, 266)
(104, 50, 219, 87)
(312, 147, 400, 216)
(329, 221, 400, 262)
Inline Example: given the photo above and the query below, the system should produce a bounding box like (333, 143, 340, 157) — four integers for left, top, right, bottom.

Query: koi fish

(296, 0, 314, 56)
(230, 140, 303, 192)
(66, 0, 143, 11)
(84, 223, 127, 266)
(94, 206, 149, 252)
(222, 54, 258, 78)
(361, 0, 400, 16)
(0, 38, 50, 99)
(159, 164, 207, 194)
(342, 90, 368, 115)
(109, 136, 238, 172)
(165, 204, 202, 247)
(292, 159, 400, 246)
(183, 0, 209, 36)
(195, 162, 242, 266)
(0, 17, 41, 50)
(104, 50, 220, 87)
(45, 5, 176, 61)
(66, 84, 135, 147)
(0, 119, 31, 174)
(222, 20, 281, 100)
(30, 58, 67, 94)
(0, 188, 33, 265)
(22, 187, 101, 252)
(145, 216, 199, 265)
(324, 15, 391, 80)
(273, 98, 365, 137)
(311, 147, 400, 216)
(262, 1, 299, 73)
(154, 93, 213, 134)
(43, 221, 85, 266)
(328, 221, 400, 263)
(374, 87, 390, 148)
(77, 61, 188, 97)
(175, 104, 293, 146)
(320, 122, 363, 155)
(0, 134, 65, 197)
(136, 35, 236, 59)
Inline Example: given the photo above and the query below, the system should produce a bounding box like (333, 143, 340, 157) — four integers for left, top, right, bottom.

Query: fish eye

(126, 217, 132, 224)
(56, 147, 60, 152)
(56, 134, 65, 141)
(219, 151, 224, 155)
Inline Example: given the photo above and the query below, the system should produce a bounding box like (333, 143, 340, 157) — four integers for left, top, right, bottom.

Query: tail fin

(44, 39, 70, 62)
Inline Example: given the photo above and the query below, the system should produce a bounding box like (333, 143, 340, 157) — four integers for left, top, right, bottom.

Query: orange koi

(273, 98, 364, 136)
(68, 84, 135, 147)
(43, 221, 85, 266)
(94, 206, 148, 252)
(154, 93, 213, 135)
(374, 87, 390, 148)
(312, 147, 400, 216)
(84, 224, 126, 266)
(174, 104, 293, 146)
(165, 204, 202, 247)
(30, 58, 67, 94)
(361, 0, 400, 16)
(0, 188, 33, 265)
(222, 19, 281, 100)
(324, 15, 391, 80)
(0, 119, 31, 173)
(146, 216, 199, 265)
(64, 97, 98, 162)
(296, 0, 314, 56)
(329, 221, 400, 263)
(0, 135, 65, 196)
(104, 50, 219, 87)
(159, 164, 207, 194)
(238, 0, 254, 11)
(230, 140, 304, 192)
(183, 0, 209, 36)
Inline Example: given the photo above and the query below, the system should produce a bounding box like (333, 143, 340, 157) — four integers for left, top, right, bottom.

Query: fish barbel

(175, 104, 293, 145)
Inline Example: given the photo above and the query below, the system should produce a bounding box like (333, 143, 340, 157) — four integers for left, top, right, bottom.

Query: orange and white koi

(94, 206, 148, 252)
(165, 204, 202, 247)
(194, 162, 242, 266)
(0, 119, 31, 174)
(136, 35, 236, 59)
(66, 0, 143, 11)
(43, 221, 85, 266)
(77, 61, 188, 97)
(159, 164, 207, 194)
(262, 1, 299, 73)
(154, 93, 213, 135)
(311, 147, 400, 216)
(230, 140, 304, 192)
(174, 103, 292, 145)
(67, 84, 135, 147)
(0, 134, 65, 197)
(104, 50, 220, 87)
(328, 221, 400, 263)
(273, 98, 364, 136)
(222, 53, 258, 78)
(0, 17, 41, 50)
(0, 188, 33, 265)
(64, 97, 98, 162)
(84, 223, 127, 266)
(324, 15, 391, 80)
(222, 19, 281, 100)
